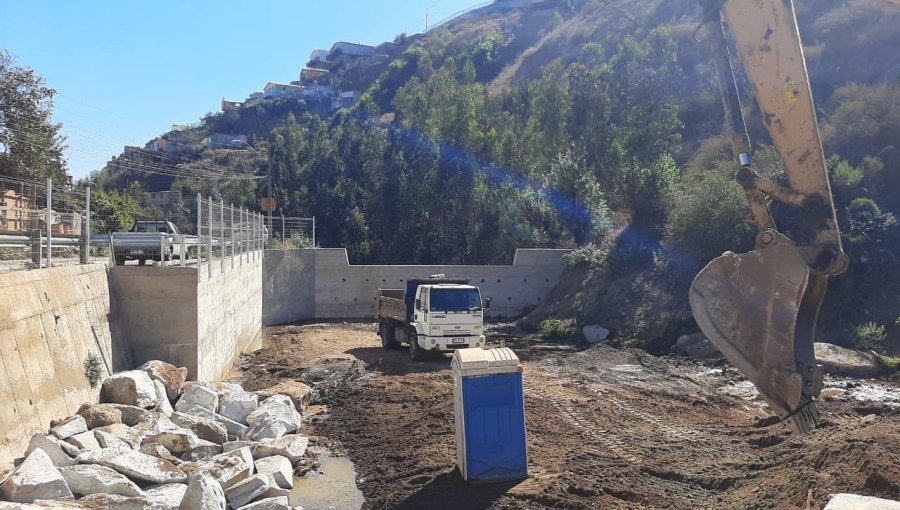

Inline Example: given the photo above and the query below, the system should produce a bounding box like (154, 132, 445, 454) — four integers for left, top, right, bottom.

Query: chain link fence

(196, 194, 265, 279)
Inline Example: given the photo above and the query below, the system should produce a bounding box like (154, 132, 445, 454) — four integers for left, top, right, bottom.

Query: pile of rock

(0, 361, 313, 510)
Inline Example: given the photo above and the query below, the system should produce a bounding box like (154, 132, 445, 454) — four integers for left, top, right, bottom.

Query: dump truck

(375, 275, 490, 361)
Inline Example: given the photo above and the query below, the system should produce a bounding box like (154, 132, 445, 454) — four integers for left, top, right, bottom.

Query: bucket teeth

(690, 234, 824, 433)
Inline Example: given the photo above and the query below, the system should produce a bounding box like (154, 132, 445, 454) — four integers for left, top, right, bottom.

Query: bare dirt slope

(235, 324, 900, 510)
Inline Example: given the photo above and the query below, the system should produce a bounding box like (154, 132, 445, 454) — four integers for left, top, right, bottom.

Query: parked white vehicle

(90, 220, 197, 266)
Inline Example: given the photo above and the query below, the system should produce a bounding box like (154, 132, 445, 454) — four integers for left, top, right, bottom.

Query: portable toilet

(451, 347, 528, 482)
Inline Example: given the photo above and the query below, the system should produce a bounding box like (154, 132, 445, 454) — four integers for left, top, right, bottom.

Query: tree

(0, 50, 69, 183)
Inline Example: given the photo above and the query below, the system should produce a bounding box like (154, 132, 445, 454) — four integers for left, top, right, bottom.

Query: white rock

(24, 434, 76, 467)
(0, 449, 73, 502)
(224, 475, 269, 509)
(95, 429, 134, 449)
(155, 380, 175, 417)
(59, 464, 143, 497)
(814, 342, 884, 378)
(49, 416, 87, 440)
(139, 360, 188, 402)
(140, 443, 182, 465)
(210, 382, 243, 395)
(254, 478, 290, 501)
(144, 429, 201, 456)
(236, 496, 290, 510)
(246, 421, 289, 441)
(64, 431, 101, 452)
(145, 483, 188, 510)
(186, 447, 254, 490)
(253, 435, 309, 464)
(103, 404, 153, 426)
(824, 493, 900, 510)
(219, 391, 258, 425)
(245, 396, 301, 434)
(176, 404, 248, 440)
(176, 384, 219, 414)
(583, 325, 611, 344)
(178, 474, 226, 510)
(255, 381, 312, 412)
(254, 456, 292, 489)
(76, 445, 187, 484)
(181, 440, 224, 463)
(101, 370, 159, 409)
(170, 412, 228, 445)
(135, 412, 181, 435)
(94, 423, 142, 448)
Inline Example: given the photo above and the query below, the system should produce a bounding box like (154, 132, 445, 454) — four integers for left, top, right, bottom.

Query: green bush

(537, 319, 577, 340)
(83, 353, 104, 389)
(853, 322, 887, 352)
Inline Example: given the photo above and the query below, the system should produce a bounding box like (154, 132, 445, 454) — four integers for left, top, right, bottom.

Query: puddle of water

(291, 447, 364, 510)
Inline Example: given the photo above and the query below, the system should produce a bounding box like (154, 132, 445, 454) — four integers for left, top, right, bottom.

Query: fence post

(180, 234, 186, 267)
(46, 178, 52, 268)
(207, 196, 213, 279)
(239, 207, 244, 267)
(230, 205, 235, 269)
(82, 185, 91, 264)
(312, 216, 316, 249)
(281, 214, 286, 251)
(220, 199, 225, 274)
(196, 193, 202, 266)
(160, 232, 166, 267)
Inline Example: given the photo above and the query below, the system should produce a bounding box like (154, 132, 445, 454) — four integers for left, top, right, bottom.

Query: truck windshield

(430, 289, 482, 312)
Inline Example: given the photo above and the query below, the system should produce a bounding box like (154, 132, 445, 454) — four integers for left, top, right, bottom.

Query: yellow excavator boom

(689, 0, 852, 433)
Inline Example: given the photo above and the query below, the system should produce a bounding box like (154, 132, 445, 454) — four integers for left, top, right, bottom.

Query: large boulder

(246, 422, 289, 442)
(101, 371, 159, 409)
(77, 403, 122, 429)
(140, 443, 182, 466)
(144, 483, 188, 510)
(672, 333, 721, 359)
(253, 456, 292, 490)
(814, 343, 884, 378)
(154, 380, 175, 417)
(253, 435, 308, 464)
(170, 412, 228, 445)
(76, 446, 187, 484)
(0, 449, 74, 503)
(178, 474, 226, 510)
(93, 423, 142, 448)
(245, 396, 301, 434)
(64, 431, 101, 452)
(219, 391, 258, 426)
(184, 447, 254, 490)
(58, 464, 143, 497)
(175, 404, 247, 440)
(49, 416, 87, 441)
(583, 325, 611, 344)
(139, 361, 188, 403)
(101, 404, 152, 427)
(223, 475, 269, 509)
(24, 434, 77, 467)
(78, 493, 159, 509)
(254, 381, 313, 412)
(237, 496, 291, 510)
(176, 384, 219, 414)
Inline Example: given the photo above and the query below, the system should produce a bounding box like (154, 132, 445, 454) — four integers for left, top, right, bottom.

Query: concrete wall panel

(263, 248, 570, 325)
(0, 265, 114, 469)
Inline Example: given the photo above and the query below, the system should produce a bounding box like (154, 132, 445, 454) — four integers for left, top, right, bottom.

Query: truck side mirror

(484, 297, 491, 309)
(415, 298, 422, 309)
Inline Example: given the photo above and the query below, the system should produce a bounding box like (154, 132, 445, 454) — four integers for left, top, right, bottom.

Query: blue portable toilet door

(462, 373, 528, 481)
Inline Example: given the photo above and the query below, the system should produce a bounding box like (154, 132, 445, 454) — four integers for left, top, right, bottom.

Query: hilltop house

(263, 82, 304, 99)
(221, 98, 242, 112)
(321, 42, 388, 72)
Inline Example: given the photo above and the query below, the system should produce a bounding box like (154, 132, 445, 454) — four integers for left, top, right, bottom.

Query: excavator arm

(689, 0, 850, 433)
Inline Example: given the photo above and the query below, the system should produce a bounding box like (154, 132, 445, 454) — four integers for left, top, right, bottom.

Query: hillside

(90, 0, 900, 351)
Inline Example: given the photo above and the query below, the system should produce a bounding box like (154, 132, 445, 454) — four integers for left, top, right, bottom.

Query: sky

(0, 0, 482, 180)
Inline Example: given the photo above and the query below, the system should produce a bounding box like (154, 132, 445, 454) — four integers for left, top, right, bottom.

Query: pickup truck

(91, 220, 196, 266)
(375, 276, 490, 361)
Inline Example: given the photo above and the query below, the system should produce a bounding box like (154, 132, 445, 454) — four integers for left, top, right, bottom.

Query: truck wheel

(115, 255, 126, 266)
(408, 330, 427, 362)
(380, 320, 399, 350)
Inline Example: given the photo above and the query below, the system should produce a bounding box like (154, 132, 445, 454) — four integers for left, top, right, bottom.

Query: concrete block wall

(197, 256, 263, 382)
(263, 248, 571, 325)
(0, 265, 115, 468)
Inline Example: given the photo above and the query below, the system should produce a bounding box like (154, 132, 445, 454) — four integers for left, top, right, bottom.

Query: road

(233, 323, 900, 510)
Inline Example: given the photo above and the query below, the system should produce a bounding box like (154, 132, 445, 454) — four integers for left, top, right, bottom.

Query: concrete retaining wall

(263, 248, 570, 325)
(0, 265, 115, 467)
(108, 257, 263, 382)
(197, 257, 263, 381)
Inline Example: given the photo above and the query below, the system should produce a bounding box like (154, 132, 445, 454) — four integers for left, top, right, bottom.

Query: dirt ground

(232, 323, 900, 510)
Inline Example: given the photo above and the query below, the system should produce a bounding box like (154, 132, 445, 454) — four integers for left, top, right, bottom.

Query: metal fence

(0, 177, 267, 273)
(267, 216, 315, 249)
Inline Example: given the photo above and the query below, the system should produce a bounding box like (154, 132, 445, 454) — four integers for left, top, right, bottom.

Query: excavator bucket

(689, 235, 825, 433)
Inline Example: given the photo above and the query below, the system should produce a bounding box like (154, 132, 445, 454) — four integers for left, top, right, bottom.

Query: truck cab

(375, 276, 490, 361)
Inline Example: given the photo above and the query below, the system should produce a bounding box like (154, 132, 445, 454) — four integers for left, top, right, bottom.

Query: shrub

(83, 353, 104, 389)
(853, 322, 887, 352)
(538, 319, 577, 340)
